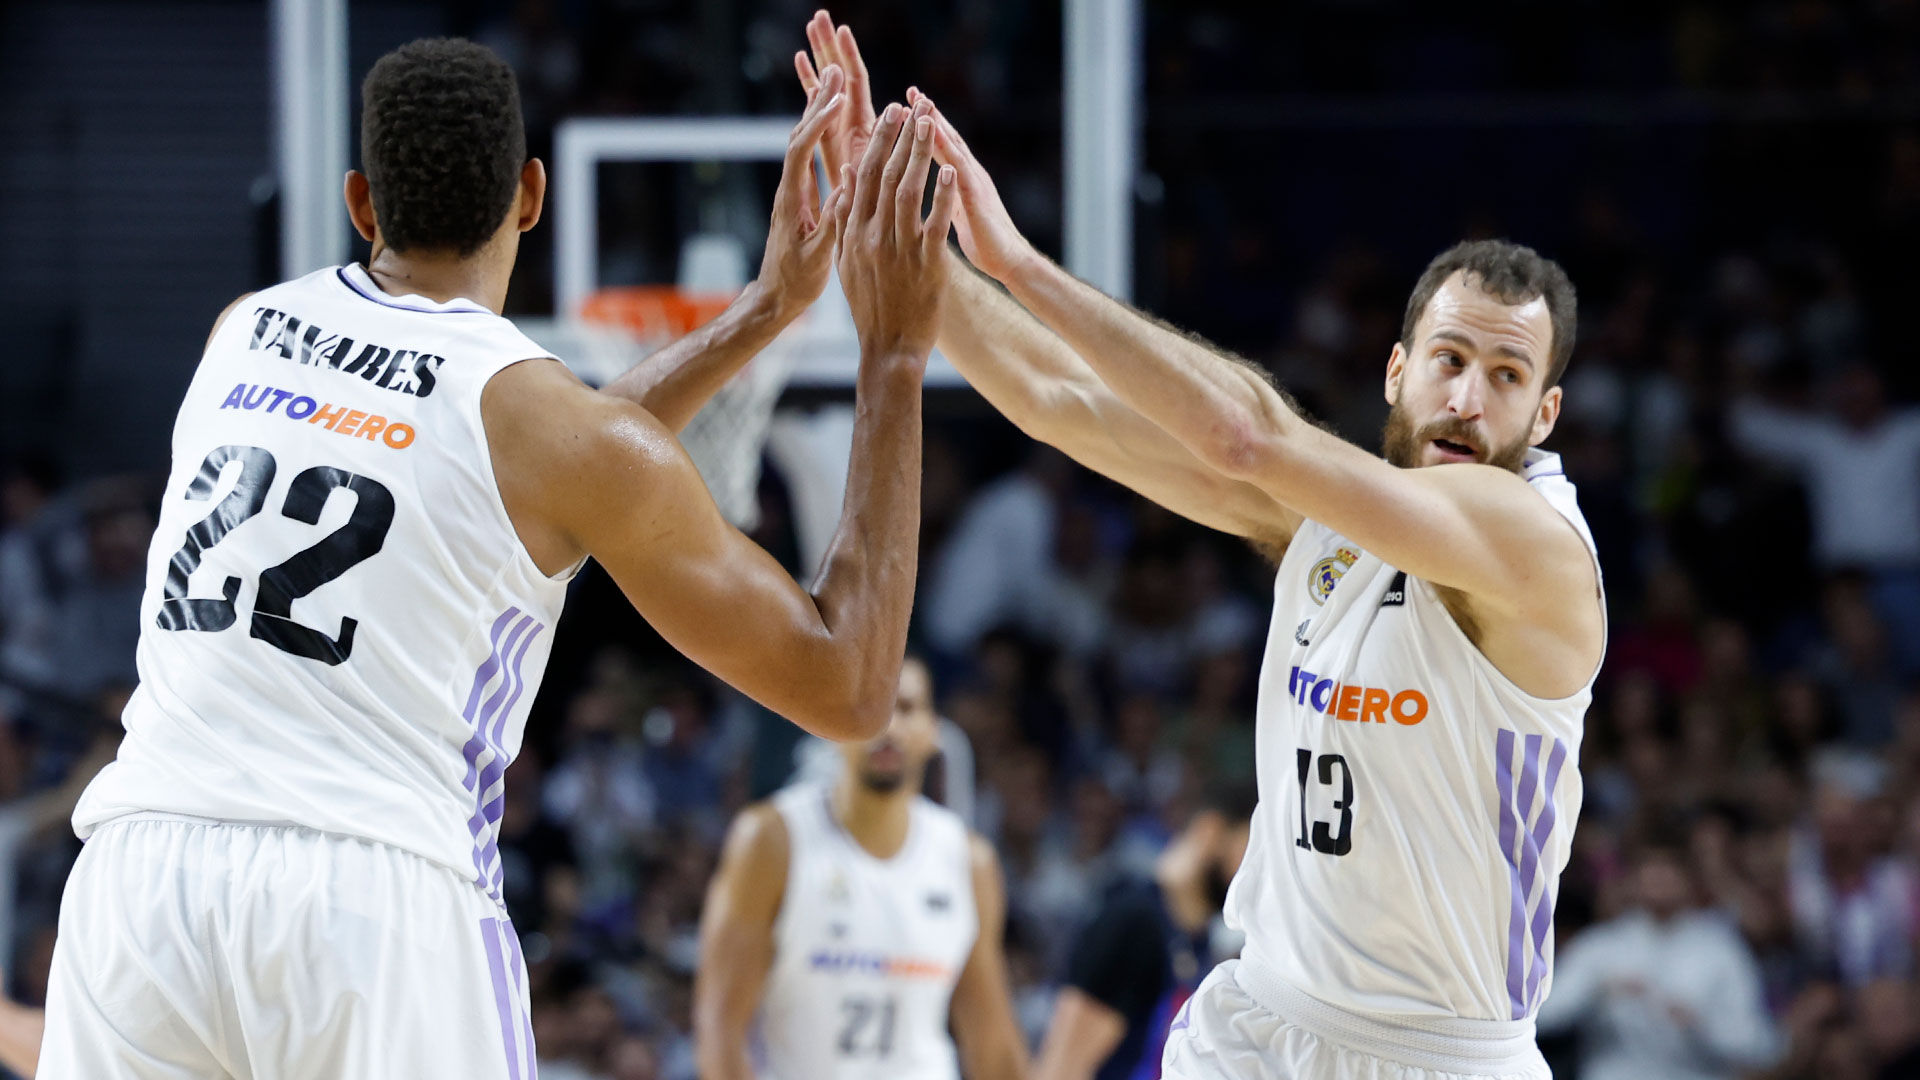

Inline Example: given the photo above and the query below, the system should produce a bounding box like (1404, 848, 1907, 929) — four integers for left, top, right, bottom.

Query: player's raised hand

(836, 100, 957, 362)
(907, 89, 1033, 283)
(795, 11, 877, 185)
(757, 63, 849, 319)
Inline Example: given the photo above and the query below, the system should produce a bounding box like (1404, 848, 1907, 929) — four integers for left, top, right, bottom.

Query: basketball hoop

(578, 285, 797, 533)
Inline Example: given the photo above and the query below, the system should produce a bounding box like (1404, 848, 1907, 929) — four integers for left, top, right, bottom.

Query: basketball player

(795, 16, 1604, 1080)
(1034, 790, 1253, 1080)
(39, 39, 958, 1078)
(693, 656, 1028, 1080)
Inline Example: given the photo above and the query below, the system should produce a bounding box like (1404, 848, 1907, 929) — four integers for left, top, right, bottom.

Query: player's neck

(830, 779, 914, 861)
(364, 246, 511, 314)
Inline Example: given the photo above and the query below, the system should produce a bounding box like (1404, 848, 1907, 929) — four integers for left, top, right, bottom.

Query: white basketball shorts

(39, 814, 537, 1080)
(1162, 961, 1551, 1080)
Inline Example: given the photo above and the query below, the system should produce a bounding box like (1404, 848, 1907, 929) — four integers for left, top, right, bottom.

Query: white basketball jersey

(755, 785, 978, 1080)
(74, 264, 572, 904)
(1224, 449, 1602, 1023)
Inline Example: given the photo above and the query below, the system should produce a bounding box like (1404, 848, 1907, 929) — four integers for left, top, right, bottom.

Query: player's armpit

(950, 835, 1032, 1080)
(695, 805, 789, 1080)
(940, 260, 1298, 545)
(483, 359, 899, 741)
(1032, 988, 1127, 1080)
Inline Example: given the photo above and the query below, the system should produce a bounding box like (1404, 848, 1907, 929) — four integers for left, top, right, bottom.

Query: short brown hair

(1400, 240, 1578, 387)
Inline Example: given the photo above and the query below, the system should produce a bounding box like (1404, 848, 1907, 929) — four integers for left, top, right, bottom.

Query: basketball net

(578, 285, 797, 532)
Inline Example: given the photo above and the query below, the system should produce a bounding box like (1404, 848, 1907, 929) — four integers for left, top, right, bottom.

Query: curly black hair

(360, 38, 526, 257)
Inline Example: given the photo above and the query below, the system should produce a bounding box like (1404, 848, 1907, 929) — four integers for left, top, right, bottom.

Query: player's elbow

(1200, 419, 1278, 481)
(804, 680, 891, 742)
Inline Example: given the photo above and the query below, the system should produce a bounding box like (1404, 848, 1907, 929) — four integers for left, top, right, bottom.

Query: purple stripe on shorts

(1495, 729, 1528, 1019)
(1523, 737, 1569, 1011)
(482, 916, 524, 1080)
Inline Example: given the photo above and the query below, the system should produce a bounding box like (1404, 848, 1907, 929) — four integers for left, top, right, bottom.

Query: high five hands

(796, 10, 1035, 286)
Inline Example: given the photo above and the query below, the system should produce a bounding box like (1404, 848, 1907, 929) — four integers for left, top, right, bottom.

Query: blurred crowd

(4, 2, 1920, 1080)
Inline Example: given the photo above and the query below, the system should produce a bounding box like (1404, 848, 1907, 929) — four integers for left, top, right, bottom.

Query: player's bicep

(521, 385, 862, 736)
(1246, 426, 1586, 614)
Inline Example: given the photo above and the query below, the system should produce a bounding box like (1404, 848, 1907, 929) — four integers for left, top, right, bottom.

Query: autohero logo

(1286, 666, 1430, 726)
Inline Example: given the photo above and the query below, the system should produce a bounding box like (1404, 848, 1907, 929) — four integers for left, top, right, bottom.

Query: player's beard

(857, 765, 907, 794)
(1380, 400, 1530, 473)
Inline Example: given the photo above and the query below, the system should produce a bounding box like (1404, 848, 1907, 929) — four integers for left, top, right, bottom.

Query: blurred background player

(38, 38, 953, 1078)
(801, 17, 1604, 1080)
(1034, 788, 1254, 1080)
(695, 655, 1029, 1080)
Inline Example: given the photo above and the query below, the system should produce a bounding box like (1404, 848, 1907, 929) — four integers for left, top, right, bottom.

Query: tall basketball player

(39, 39, 958, 1078)
(795, 15, 1604, 1080)
(693, 656, 1029, 1080)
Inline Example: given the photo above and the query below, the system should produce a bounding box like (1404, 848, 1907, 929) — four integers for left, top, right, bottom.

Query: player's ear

(1384, 342, 1407, 406)
(1530, 384, 1562, 446)
(516, 158, 547, 234)
(344, 171, 378, 243)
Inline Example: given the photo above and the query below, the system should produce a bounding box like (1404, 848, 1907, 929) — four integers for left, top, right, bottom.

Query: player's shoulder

(205, 291, 258, 351)
(720, 799, 793, 872)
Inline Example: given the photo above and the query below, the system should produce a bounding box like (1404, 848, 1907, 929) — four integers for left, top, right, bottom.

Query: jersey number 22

(155, 444, 393, 666)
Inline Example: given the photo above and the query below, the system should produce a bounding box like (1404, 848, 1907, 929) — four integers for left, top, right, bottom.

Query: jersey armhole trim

(474, 356, 587, 585)
(1411, 500, 1608, 708)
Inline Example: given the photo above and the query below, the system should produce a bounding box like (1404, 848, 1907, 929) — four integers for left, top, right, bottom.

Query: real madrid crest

(1309, 547, 1360, 605)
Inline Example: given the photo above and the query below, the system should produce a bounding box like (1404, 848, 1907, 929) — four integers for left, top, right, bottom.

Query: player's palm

(917, 100, 1030, 283)
(836, 101, 957, 360)
(797, 14, 878, 192)
(761, 65, 848, 316)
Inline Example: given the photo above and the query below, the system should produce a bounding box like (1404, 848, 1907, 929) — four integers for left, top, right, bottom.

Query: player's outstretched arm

(950, 836, 1032, 1080)
(694, 805, 788, 1080)
(794, 20, 1289, 542)
(489, 103, 948, 741)
(928, 109, 1599, 687)
(600, 65, 850, 432)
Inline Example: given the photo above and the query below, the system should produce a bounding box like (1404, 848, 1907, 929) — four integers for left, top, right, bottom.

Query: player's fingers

(810, 180, 849, 253)
(877, 105, 918, 227)
(854, 103, 904, 224)
(923, 164, 958, 259)
(784, 73, 844, 177)
(836, 24, 876, 121)
(895, 106, 936, 246)
(834, 164, 857, 244)
(807, 10, 839, 70)
(795, 50, 820, 95)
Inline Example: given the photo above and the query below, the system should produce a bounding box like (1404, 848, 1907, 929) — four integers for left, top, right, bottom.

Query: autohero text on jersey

(246, 306, 446, 398)
(1286, 666, 1430, 726)
(218, 382, 417, 451)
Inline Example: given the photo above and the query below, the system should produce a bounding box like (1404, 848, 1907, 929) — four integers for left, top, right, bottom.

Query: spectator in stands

(1729, 365, 1920, 673)
(1537, 839, 1780, 1080)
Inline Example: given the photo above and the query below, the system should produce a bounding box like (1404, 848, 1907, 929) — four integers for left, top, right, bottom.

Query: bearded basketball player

(790, 15, 1604, 1080)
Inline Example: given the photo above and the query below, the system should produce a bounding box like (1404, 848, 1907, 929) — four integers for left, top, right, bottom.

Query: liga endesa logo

(1287, 666, 1430, 726)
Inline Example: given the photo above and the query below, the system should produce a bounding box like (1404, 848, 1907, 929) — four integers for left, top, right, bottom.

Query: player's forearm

(805, 351, 925, 739)
(694, 1031, 755, 1080)
(0, 998, 42, 1078)
(937, 255, 1092, 439)
(1000, 253, 1305, 474)
(600, 282, 793, 433)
